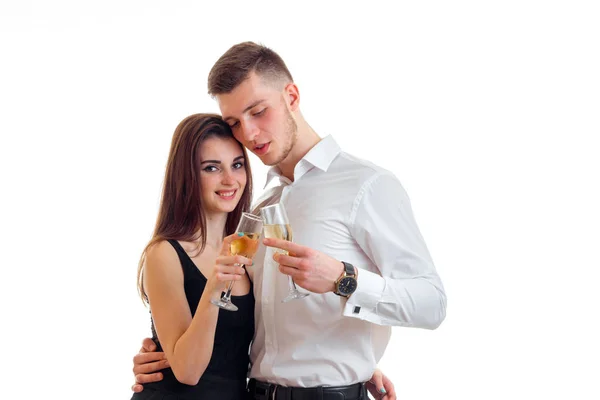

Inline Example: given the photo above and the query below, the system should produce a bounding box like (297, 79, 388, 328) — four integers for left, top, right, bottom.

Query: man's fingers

(133, 352, 168, 370)
(134, 350, 166, 364)
(131, 341, 166, 393)
(135, 372, 164, 384)
(140, 337, 156, 353)
(133, 359, 170, 375)
(263, 238, 305, 255)
(131, 383, 144, 393)
(272, 253, 302, 269)
(278, 265, 305, 281)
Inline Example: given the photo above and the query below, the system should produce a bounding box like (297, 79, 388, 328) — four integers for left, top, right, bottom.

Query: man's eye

(252, 108, 266, 117)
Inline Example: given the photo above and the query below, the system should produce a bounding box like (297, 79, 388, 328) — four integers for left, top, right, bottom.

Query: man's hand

(366, 368, 397, 399)
(131, 338, 169, 393)
(263, 238, 344, 294)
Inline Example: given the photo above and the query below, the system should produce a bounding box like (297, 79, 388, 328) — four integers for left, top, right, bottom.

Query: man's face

(218, 72, 297, 167)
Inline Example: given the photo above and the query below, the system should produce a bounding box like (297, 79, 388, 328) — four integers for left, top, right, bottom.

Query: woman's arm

(144, 236, 249, 385)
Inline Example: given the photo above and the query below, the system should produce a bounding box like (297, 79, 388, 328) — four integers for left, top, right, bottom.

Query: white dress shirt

(247, 135, 446, 387)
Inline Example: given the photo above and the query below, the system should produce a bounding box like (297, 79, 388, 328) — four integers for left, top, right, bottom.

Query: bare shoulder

(144, 240, 181, 276)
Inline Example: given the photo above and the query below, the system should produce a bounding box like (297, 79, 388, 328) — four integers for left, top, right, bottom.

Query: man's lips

(253, 142, 270, 156)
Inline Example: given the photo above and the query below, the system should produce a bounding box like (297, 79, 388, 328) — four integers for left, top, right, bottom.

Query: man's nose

(240, 119, 259, 142)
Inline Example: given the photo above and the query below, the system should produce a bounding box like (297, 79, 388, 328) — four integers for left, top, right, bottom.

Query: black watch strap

(341, 261, 355, 276)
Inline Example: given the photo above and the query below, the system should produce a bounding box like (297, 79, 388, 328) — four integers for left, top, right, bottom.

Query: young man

(134, 42, 446, 400)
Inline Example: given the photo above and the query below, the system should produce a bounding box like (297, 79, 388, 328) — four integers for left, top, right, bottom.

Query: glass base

(282, 290, 309, 303)
(211, 298, 239, 311)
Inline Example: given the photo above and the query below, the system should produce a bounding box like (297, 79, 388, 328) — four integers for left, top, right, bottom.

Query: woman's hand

(366, 368, 397, 399)
(205, 233, 251, 295)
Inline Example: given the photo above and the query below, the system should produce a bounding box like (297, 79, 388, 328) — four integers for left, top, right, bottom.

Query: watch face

(338, 277, 357, 295)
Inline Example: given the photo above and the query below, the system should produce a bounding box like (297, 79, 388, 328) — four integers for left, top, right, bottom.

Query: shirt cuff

(342, 268, 385, 321)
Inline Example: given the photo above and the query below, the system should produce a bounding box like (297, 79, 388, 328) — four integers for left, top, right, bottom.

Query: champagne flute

(211, 212, 262, 311)
(260, 203, 309, 303)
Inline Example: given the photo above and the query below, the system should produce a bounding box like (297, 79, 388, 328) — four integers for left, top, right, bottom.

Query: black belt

(248, 378, 367, 400)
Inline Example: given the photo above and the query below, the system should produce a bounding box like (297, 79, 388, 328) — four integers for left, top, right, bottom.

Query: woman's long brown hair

(137, 113, 253, 304)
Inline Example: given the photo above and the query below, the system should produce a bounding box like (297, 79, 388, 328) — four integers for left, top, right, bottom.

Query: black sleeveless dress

(131, 239, 255, 400)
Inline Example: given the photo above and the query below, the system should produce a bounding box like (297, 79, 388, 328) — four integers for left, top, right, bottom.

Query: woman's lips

(216, 189, 237, 200)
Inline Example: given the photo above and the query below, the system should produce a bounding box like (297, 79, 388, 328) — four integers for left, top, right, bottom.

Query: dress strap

(166, 239, 203, 279)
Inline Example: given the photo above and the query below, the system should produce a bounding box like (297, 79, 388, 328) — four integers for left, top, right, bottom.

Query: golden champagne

(230, 232, 260, 257)
(263, 224, 293, 241)
(211, 212, 262, 311)
(260, 204, 309, 302)
(263, 224, 293, 255)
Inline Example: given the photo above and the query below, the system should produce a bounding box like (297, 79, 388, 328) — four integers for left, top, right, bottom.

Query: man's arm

(343, 172, 446, 328)
(266, 172, 446, 328)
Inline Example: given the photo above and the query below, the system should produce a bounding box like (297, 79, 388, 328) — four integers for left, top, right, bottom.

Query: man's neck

(278, 119, 320, 181)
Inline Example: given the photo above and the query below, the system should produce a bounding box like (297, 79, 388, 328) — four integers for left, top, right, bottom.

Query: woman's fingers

(217, 255, 252, 266)
(214, 264, 246, 281)
(220, 233, 242, 256)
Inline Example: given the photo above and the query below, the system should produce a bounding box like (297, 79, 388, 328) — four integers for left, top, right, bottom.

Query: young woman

(132, 113, 255, 399)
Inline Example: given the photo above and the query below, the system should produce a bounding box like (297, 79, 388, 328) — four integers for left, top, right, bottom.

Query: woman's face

(198, 136, 247, 215)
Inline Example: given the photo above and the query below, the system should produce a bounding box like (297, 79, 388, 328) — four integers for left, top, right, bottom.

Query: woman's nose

(221, 170, 236, 185)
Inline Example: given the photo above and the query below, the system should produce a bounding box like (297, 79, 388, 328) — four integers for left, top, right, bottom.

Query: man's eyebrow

(223, 100, 266, 122)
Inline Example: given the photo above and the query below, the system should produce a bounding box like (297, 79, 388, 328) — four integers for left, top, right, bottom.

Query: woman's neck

(202, 211, 229, 249)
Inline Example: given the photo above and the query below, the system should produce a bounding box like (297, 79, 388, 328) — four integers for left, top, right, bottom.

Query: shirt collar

(263, 135, 341, 188)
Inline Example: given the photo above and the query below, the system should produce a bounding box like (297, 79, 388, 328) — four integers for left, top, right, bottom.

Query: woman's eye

(203, 165, 218, 172)
(233, 162, 244, 169)
(230, 121, 240, 128)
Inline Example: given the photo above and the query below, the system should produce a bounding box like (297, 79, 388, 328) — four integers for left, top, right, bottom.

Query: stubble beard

(266, 109, 297, 167)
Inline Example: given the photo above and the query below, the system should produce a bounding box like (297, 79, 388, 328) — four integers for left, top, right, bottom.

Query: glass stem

(221, 263, 243, 302)
(221, 282, 235, 302)
(288, 276, 299, 292)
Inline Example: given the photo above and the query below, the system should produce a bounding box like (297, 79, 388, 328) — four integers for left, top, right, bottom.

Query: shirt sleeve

(343, 172, 447, 329)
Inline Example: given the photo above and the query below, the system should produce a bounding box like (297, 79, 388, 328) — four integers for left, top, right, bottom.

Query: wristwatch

(334, 261, 358, 297)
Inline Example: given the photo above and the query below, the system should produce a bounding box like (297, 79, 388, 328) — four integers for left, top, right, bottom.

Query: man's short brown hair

(208, 41, 293, 96)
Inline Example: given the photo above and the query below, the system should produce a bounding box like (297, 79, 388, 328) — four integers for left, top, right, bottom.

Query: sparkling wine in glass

(260, 203, 309, 303)
(211, 212, 262, 311)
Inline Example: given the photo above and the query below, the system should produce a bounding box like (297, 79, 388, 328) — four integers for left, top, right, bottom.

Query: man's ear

(284, 83, 300, 112)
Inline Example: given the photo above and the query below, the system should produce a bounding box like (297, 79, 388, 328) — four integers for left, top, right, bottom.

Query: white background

(1, 1, 599, 399)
